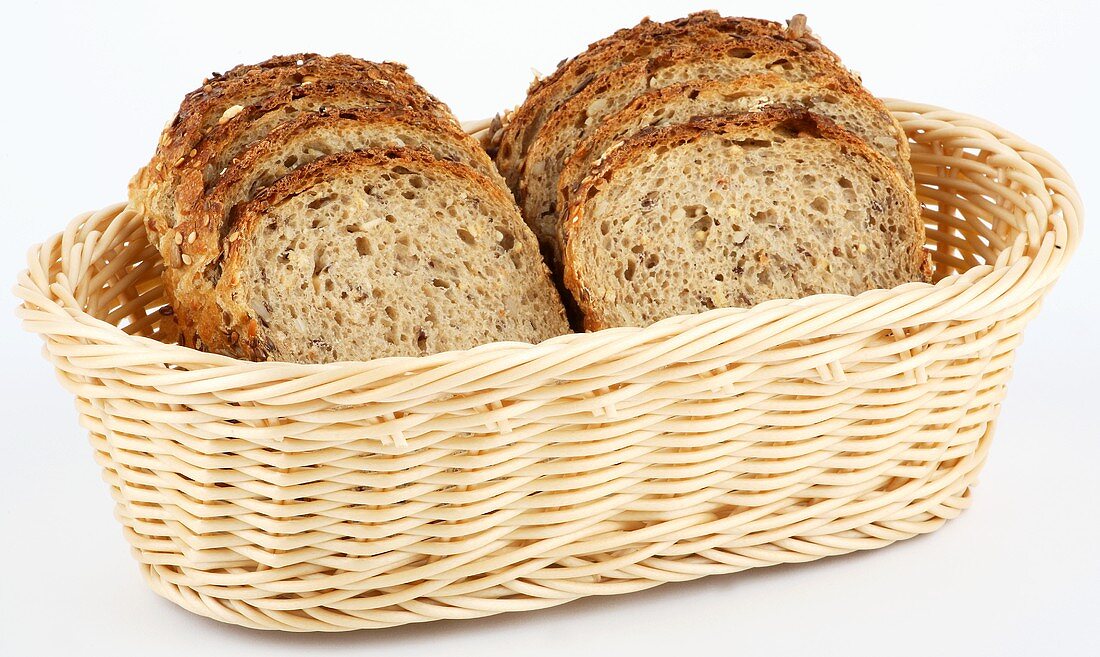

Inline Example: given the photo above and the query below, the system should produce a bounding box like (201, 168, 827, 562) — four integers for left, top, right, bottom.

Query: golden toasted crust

(556, 73, 912, 229)
(561, 109, 927, 331)
(496, 11, 839, 187)
(181, 149, 566, 359)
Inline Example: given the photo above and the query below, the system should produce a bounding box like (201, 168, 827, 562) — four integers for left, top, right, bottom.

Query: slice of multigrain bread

(561, 109, 931, 330)
(496, 12, 837, 188)
(130, 55, 449, 249)
(517, 38, 857, 255)
(554, 74, 913, 263)
(184, 149, 569, 362)
(162, 109, 510, 346)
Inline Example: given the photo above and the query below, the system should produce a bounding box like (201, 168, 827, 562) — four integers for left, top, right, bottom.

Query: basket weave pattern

(16, 101, 1081, 631)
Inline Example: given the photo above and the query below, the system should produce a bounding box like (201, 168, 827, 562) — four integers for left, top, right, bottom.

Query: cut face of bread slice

(556, 75, 913, 260)
(518, 38, 856, 256)
(496, 11, 838, 188)
(163, 109, 508, 346)
(190, 149, 568, 362)
(562, 110, 930, 330)
(130, 55, 450, 249)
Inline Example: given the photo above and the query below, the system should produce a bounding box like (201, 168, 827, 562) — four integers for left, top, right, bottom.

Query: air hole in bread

(456, 227, 476, 245)
(624, 259, 636, 281)
(811, 197, 829, 213)
(307, 193, 337, 210)
(751, 209, 777, 225)
(355, 236, 371, 256)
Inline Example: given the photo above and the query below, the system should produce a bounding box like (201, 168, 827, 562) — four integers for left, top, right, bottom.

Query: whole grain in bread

(562, 109, 930, 330)
(187, 149, 569, 362)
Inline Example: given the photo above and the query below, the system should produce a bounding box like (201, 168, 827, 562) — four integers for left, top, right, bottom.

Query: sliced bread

(518, 38, 857, 254)
(163, 109, 509, 346)
(170, 82, 496, 225)
(184, 149, 569, 362)
(555, 74, 913, 263)
(130, 56, 448, 248)
(496, 12, 836, 188)
(561, 109, 930, 330)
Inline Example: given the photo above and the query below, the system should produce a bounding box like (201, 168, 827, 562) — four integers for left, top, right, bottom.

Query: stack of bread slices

(130, 54, 569, 363)
(496, 12, 931, 330)
(130, 12, 933, 364)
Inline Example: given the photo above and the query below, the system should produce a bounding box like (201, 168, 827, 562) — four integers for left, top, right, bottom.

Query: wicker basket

(15, 100, 1081, 631)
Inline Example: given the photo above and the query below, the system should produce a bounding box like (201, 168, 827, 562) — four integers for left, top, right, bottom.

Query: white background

(2, 1, 1096, 655)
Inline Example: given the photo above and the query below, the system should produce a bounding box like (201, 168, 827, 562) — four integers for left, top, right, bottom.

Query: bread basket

(15, 100, 1082, 631)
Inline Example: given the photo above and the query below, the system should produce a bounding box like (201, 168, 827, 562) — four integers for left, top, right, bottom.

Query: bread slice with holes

(562, 109, 931, 330)
(496, 11, 837, 188)
(557, 74, 913, 250)
(130, 55, 451, 251)
(163, 109, 509, 346)
(517, 38, 857, 256)
(183, 149, 568, 362)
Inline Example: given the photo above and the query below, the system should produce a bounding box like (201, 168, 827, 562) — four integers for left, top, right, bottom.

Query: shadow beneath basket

(173, 529, 945, 646)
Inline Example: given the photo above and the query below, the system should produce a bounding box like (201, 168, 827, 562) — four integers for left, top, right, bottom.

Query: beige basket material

(15, 101, 1082, 631)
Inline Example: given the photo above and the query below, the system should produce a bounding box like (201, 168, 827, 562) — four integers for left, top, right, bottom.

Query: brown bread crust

(561, 109, 929, 331)
(496, 12, 839, 188)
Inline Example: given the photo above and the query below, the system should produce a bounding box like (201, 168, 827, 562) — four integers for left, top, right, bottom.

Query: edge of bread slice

(562, 109, 930, 330)
(162, 107, 510, 348)
(129, 55, 448, 249)
(184, 149, 568, 362)
(555, 74, 914, 260)
(517, 37, 857, 255)
(496, 11, 838, 187)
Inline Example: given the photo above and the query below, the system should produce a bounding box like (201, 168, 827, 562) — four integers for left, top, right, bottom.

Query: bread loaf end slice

(562, 109, 930, 330)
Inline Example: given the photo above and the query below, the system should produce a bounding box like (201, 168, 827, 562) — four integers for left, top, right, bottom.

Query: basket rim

(15, 100, 1083, 376)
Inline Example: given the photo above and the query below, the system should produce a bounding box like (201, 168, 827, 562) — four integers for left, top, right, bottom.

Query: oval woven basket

(15, 100, 1082, 631)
